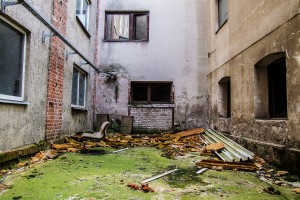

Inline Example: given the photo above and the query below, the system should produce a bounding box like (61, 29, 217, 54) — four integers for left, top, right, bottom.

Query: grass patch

(0, 147, 299, 200)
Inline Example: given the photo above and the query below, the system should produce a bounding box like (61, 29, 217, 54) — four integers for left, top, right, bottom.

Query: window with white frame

(71, 67, 87, 108)
(0, 17, 26, 101)
(76, 0, 90, 29)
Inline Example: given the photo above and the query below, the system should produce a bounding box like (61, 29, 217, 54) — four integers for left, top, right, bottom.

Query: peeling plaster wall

(0, 1, 53, 151)
(97, 0, 209, 130)
(208, 0, 300, 171)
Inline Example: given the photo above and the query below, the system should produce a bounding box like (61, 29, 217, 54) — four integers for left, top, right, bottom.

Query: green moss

(0, 147, 299, 200)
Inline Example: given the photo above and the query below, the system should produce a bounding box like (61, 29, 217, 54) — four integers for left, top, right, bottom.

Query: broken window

(131, 82, 172, 104)
(0, 17, 26, 101)
(76, 0, 90, 29)
(105, 11, 149, 41)
(218, 0, 228, 28)
(72, 67, 86, 107)
(218, 77, 230, 118)
(254, 53, 287, 119)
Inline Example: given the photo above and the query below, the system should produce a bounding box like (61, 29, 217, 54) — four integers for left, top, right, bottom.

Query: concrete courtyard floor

(0, 147, 299, 200)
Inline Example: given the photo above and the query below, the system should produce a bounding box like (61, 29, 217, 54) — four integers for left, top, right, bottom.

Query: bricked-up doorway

(129, 81, 174, 133)
(45, 0, 68, 143)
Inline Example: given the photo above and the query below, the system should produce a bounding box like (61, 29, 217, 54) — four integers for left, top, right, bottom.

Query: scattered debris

(127, 183, 154, 193)
(201, 129, 255, 162)
(292, 188, 300, 194)
(276, 171, 289, 177)
(205, 142, 224, 152)
(196, 160, 258, 171)
(263, 187, 281, 195)
(112, 147, 129, 153)
(196, 168, 208, 174)
(141, 169, 179, 183)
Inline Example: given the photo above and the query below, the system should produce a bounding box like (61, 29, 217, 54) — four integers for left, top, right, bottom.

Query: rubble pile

(56, 128, 206, 158)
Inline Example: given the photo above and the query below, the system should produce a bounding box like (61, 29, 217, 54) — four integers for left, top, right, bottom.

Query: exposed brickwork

(129, 107, 173, 132)
(45, 0, 68, 143)
(92, 0, 101, 125)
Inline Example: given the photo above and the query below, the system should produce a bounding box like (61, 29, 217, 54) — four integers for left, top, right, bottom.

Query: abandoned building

(0, 0, 300, 176)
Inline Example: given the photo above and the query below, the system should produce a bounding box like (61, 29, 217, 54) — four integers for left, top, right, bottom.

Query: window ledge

(103, 39, 149, 43)
(255, 118, 288, 122)
(71, 105, 87, 111)
(0, 99, 30, 106)
(219, 117, 231, 120)
(76, 16, 91, 38)
(128, 104, 175, 108)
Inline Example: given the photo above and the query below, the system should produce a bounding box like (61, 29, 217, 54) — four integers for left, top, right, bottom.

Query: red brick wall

(45, 0, 68, 143)
(129, 107, 173, 133)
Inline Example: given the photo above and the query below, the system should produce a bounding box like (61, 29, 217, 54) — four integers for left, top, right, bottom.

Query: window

(0, 17, 26, 101)
(254, 53, 287, 119)
(217, 0, 227, 28)
(131, 82, 172, 104)
(105, 11, 149, 41)
(218, 77, 230, 118)
(71, 67, 86, 108)
(76, 0, 90, 29)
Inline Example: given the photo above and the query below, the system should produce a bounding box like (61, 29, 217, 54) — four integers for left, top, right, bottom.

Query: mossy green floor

(0, 147, 298, 200)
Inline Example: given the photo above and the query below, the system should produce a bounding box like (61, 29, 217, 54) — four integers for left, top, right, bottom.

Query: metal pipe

(16, 0, 99, 72)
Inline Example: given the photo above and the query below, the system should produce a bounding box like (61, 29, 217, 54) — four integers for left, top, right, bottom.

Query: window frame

(76, 0, 90, 30)
(71, 66, 87, 109)
(0, 16, 26, 102)
(216, 0, 228, 32)
(130, 81, 173, 104)
(104, 11, 149, 42)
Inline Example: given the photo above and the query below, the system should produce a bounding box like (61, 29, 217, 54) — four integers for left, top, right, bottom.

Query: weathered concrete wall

(208, 0, 300, 172)
(96, 0, 209, 131)
(0, 1, 53, 151)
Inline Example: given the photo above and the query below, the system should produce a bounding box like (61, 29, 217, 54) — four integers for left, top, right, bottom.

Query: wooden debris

(276, 171, 289, 176)
(127, 183, 154, 192)
(205, 142, 224, 152)
(51, 143, 74, 151)
(127, 183, 141, 190)
(45, 150, 58, 159)
(292, 188, 300, 194)
(141, 183, 154, 192)
(196, 160, 258, 171)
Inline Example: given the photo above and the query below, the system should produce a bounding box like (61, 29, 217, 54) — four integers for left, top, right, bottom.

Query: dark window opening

(0, 18, 25, 100)
(105, 11, 149, 42)
(268, 58, 287, 118)
(218, 77, 230, 118)
(131, 82, 172, 104)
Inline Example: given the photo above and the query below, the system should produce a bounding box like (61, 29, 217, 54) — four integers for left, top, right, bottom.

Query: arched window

(254, 53, 287, 119)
